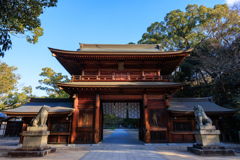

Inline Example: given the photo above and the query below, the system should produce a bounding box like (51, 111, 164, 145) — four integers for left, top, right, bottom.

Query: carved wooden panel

(78, 109, 93, 127)
(148, 109, 166, 127)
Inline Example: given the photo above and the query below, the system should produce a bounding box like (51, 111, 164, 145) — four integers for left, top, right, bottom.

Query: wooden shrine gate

(73, 94, 169, 144)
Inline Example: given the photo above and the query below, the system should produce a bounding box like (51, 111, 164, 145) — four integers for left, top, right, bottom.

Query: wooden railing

(71, 74, 171, 82)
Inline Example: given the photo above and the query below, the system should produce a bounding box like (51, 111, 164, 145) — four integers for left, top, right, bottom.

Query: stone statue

(188, 104, 235, 156)
(30, 105, 51, 127)
(83, 111, 89, 126)
(193, 105, 212, 126)
(152, 112, 161, 126)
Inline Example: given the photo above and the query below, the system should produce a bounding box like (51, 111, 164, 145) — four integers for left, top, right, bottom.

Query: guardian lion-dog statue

(30, 105, 51, 127)
(193, 105, 212, 126)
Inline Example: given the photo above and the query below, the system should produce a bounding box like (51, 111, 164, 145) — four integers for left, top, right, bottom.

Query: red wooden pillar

(94, 93, 100, 144)
(19, 122, 27, 144)
(143, 93, 150, 143)
(165, 94, 172, 142)
(71, 94, 78, 143)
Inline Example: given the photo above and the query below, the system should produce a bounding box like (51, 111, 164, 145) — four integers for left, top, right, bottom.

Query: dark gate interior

(99, 101, 145, 142)
(5, 121, 23, 137)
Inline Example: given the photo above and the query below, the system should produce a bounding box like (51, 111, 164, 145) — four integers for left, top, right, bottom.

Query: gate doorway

(99, 101, 145, 144)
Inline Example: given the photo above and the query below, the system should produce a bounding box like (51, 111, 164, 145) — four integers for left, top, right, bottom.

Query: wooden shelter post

(143, 93, 150, 143)
(94, 93, 100, 144)
(19, 122, 27, 144)
(164, 94, 172, 142)
(71, 94, 78, 143)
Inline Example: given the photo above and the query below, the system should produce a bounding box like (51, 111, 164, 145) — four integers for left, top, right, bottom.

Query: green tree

(139, 4, 240, 83)
(36, 67, 70, 98)
(0, 61, 33, 110)
(138, 4, 239, 50)
(1, 86, 34, 110)
(0, 61, 19, 97)
(0, 0, 58, 57)
(138, 4, 212, 50)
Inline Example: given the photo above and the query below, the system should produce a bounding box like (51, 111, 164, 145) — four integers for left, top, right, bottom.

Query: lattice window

(51, 123, 69, 132)
(173, 122, 192, 131)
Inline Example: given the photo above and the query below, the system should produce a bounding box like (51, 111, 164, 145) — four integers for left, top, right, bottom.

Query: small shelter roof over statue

(3, 43, 236, 145)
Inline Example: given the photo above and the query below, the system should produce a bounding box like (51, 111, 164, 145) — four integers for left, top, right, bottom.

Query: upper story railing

(71, 74, 171, 82)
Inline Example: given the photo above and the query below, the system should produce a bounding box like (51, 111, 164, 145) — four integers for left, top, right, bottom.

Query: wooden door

(75, 95, 95, 144)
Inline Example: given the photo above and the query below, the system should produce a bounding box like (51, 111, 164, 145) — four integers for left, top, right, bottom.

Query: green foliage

(0, 61, 33, 110)
(0, 61, 19, 96)
(0, 0, 58, 57)
(0, 86, 34, 110)
(36, 67, 70, 98)
(103, 109, 138, 127)
(139, 3, 240, 84)
(109, 127, 115, 129)
(138, 4, 212, 50)
(103, 114, 123, 126)
(123, 108, 138, 127)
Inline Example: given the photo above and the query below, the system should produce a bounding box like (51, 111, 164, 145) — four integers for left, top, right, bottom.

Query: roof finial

(157, 44, 164, 51)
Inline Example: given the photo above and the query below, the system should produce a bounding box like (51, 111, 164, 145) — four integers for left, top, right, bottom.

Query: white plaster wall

(0, 122, 7, 136)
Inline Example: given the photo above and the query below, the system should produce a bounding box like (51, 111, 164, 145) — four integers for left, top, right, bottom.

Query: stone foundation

(8, 148, 56, 157)
(188, 125, 235, 156)
(8, 126, 56, 157)
(188, 145, 235, 156)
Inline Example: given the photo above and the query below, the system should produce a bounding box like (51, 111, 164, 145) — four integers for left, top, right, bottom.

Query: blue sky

(1, 0, 234, 97)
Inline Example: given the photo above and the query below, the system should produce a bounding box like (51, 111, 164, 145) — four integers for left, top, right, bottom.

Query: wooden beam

(100, 95, 142, 100)
(143, 93, 150, 143)
(94, 93, 100, 144)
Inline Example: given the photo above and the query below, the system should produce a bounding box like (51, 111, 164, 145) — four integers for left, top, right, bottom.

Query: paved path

(82, 129, 167, 160)
(0, 129, 240, 160)
(101, 129, 142, 145)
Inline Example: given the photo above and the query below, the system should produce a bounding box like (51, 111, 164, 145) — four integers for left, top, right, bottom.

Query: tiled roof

(2, 98, 74, 115)
(168, 97, 236, 114)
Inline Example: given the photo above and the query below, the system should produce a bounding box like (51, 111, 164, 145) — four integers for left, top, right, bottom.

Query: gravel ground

(157, 149, 240, 160)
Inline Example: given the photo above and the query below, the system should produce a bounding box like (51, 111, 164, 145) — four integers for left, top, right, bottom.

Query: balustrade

(71, 74, 171, 82)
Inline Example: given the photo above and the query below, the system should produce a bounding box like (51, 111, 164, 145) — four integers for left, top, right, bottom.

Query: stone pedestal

(194, 125, 221, 146)
(188, 125, 235, 156)
(8, 126, 56, 157)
